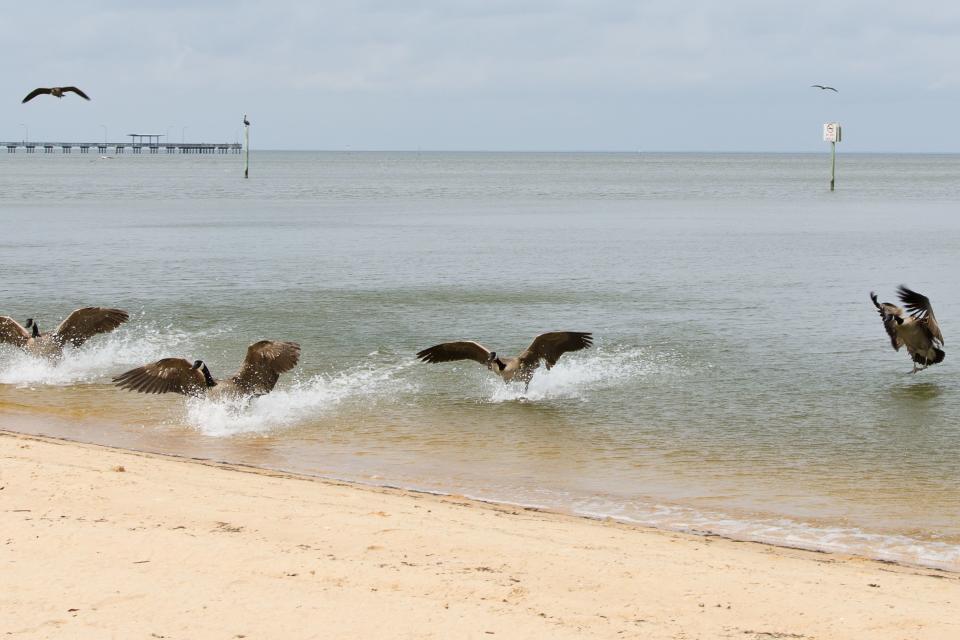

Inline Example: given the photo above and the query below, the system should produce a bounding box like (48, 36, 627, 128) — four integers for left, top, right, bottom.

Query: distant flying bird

(114, 340, 301, 400)
(416, 331, 592, 392)
(870, 287, 945, 373)
(0, 308, 129, 359)
(22, 86, 91, 103)
(811, 85, 838, 92)
(243, 114, 250, 126)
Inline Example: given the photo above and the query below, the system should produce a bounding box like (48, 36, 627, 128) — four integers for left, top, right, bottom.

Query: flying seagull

(416, 331, 592, 392)
(811, 85, 838, 92)
(870, 286, 945, 373)
(22, 86, 91, 103)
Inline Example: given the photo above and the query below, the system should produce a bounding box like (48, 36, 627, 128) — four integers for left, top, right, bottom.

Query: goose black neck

(200, 364, 217, 387)
(496, 358, 506, 371)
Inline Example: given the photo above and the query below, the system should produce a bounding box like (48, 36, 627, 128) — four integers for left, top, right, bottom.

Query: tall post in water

(830, 141, 836, 191)
(243, 114, 250, 179)
(822, 122, 841, 191)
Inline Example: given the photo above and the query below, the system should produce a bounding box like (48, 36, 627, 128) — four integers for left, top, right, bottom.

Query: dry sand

(1, 429, 957, 639)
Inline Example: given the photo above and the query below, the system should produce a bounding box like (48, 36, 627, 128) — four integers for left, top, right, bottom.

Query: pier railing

(1, 142, 242, 155)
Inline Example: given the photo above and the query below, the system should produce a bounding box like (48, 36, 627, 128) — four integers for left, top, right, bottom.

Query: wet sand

(1, 429, 957, 639)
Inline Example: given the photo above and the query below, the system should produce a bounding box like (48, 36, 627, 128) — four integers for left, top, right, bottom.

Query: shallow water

(1, 151, 959, 570)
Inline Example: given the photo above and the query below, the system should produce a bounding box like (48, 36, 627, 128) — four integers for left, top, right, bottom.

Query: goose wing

(898, 286, 944, 345)
(416, 340, 492, 365)
(0, 316, 31, 348)
(518, 331, 593, 369)
(21, 87, 51, 103)
(113, 358, 206, 395)
(62, 86, 91, 100)
(871, 292, 904, 350)
(231, 340, 301, 395)
(53, 307, 129, 347)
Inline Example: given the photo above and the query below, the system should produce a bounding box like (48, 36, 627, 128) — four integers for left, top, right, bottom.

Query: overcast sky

(3, 1, 959, 151)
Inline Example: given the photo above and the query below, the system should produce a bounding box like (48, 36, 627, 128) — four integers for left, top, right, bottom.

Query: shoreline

(3, 411, 957, 575)
(2, 428, 957, 639)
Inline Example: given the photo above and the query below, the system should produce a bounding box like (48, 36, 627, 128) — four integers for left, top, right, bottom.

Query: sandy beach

(0, 429, 956, 639)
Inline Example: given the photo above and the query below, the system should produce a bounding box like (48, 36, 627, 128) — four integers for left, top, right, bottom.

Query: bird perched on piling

(22, 86, 91, 103)
(0, 308, 129, 359)
(114, 340, 301, 401)
(810, 84, 838, 92)
(416, 331, 592, 392)
(870, 287, 945, 373)
(243, 114, 250, 126)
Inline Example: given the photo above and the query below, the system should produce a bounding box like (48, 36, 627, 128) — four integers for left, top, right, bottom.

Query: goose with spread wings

(416, 331, 592, 391)
(0, 308, 129, 359)
(871, 286, 944, 373)
(114, 340, 301, 400)
(22, 86, 91, 103)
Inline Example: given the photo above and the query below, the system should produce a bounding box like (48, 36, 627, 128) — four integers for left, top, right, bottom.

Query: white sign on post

(823, 122, 841, 143)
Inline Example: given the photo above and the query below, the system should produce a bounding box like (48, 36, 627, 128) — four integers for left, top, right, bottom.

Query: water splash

(185, 362, 418, 437)
(0, 319, 219, 387)
(486, 346, 683, 402)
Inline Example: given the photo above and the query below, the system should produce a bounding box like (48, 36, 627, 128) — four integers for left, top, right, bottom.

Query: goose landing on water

(416, 331, 593, 392)
(871, 286, 945, 373)
(0, 308, 129, 359)
(114, 341, 300, 401)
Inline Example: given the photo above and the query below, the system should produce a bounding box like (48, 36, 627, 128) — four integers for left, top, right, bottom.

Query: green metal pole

(830, 141, 835, 191)
(244, 121, 250, 179)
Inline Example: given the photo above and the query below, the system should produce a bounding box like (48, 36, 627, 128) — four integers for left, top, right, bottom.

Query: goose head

(192, 360, 217, 387)
(485, 351, 506, 372)
(25, 318, 40, 338)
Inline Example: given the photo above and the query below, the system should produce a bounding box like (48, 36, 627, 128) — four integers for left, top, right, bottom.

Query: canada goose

(416, 331, 592, 391)
(22, 86, 91, 103)
(871, 286, 945, 373)
(113, 340, 301, 400)
(0, 308, 129, 359)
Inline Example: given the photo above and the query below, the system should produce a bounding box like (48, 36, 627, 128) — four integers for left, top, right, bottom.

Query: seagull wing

(53, 307, 129, 347)
(0, 316, 31, 348)
(898, 286, 944, 345)
(22, 88, 51, 103)
(518, 331, 593, 369)
(871, 292, 903, 351)
(416, 340, 492, 365)
(62, 86, 91, 100)
(113, 358, 206, 395)
(231, 340, 301, 395)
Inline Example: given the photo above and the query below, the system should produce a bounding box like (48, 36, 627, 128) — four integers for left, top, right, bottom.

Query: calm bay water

(1, 151, 959, 570)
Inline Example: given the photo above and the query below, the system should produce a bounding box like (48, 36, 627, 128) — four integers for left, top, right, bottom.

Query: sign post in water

(823, 122, 841, 191)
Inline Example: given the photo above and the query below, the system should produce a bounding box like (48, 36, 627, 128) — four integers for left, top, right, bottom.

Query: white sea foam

(0, 318, 218, 387)
(458, 488, 960, 572)
(185, 362, 417, 437)
(575, 500, 960, 572)
(486, 345, 683, 403)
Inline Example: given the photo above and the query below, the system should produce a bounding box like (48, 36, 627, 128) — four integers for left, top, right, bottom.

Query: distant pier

(2, 142, 242, 155)
(2, 133, 241, 155)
